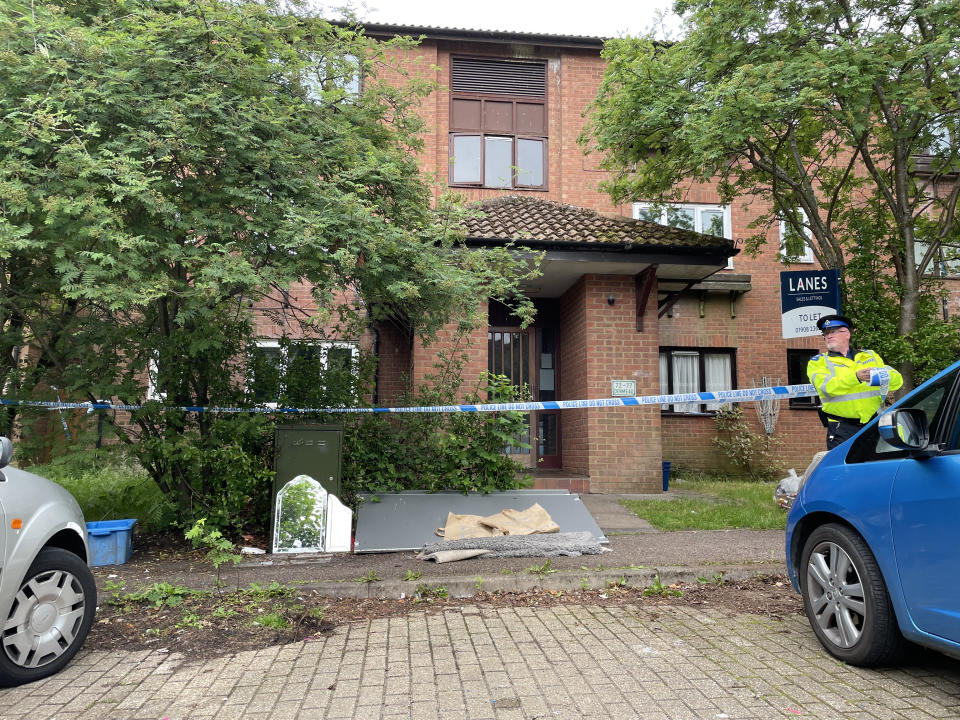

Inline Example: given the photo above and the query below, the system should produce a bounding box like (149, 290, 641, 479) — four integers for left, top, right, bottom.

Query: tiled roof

(355, 22, 608, 46)
(462, 196, 733, 249)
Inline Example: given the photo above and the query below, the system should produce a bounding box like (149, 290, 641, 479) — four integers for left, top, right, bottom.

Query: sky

(310, 0, 684, 39)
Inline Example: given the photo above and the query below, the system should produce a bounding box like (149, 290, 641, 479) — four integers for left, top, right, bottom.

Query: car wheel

(0, 547, 96, 687)
(800, 523, 904, 666)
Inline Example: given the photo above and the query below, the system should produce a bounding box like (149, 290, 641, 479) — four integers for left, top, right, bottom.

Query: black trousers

(826, 419, 864, 449)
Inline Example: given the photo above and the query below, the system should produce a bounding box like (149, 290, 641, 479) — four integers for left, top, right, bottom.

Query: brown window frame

(448, 57, 548, 191)
(659, 347, 738, 415)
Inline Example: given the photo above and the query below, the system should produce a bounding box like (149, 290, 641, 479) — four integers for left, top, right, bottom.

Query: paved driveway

(2, 603, 958, 719)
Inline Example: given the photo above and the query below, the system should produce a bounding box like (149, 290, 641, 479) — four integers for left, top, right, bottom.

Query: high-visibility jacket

(806, 350, 903, 424)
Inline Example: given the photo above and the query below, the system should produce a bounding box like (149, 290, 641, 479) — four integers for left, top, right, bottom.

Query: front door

(487, 327, 561, 468)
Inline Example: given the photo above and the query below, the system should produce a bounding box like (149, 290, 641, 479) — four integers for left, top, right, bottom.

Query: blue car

(786, 358, 960, 666)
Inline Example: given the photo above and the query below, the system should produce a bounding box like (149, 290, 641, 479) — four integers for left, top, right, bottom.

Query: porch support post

(635, 265, 658, 332)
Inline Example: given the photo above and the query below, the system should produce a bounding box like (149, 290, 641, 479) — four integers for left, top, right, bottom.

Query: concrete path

(4, 603, 959, 719)
(3, 494, 959, 718)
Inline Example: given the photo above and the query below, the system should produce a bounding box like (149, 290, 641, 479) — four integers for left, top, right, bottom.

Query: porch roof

(461, 196, 740, 299)
(463, 196, 734, 251)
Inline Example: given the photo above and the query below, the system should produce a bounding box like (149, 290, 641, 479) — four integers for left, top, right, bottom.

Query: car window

(846, 366, 959, 463)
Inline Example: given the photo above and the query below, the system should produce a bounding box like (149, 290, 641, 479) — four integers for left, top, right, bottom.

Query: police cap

(816, 314, 854, 332)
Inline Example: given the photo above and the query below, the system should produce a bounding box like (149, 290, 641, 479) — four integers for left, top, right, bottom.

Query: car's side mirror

(878, 408, 933, 454)
(0, 437, 12, 469)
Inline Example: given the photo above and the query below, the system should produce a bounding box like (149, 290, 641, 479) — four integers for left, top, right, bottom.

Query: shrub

(712, 404, 784, 481)
(26, 447, 177, 532)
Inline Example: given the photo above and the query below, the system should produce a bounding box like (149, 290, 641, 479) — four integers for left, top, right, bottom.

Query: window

(916, 240, 960, 277)
(659, 348, 736, 414)
(303, 53, 361, 102)
(787, 349, 820, 409)
(448, 57, 547, 190)
(146, 354, 164, 401)
(779, 211, 815, 264)
(249, 340, 358, 408)
(634, 203, 734, 269)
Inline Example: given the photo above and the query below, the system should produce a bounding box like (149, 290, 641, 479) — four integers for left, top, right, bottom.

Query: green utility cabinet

(273, 424, 343, 498)
(271, 425, 344, 554)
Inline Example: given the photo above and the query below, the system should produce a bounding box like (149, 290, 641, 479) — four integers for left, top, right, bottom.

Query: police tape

(0, 384, 820, 415)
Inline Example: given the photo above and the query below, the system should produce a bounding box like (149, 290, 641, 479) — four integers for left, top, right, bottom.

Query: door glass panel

(502, 332, 512, 380)
(539, 414, 558, 456)
(539, 329, 556, 401)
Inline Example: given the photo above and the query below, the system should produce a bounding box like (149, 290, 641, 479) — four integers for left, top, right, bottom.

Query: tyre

(800, 523, 905, 666)
(0, 547, 96, 687)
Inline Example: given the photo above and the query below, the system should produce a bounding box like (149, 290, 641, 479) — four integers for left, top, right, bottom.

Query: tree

(585, 0, 960, 389)
(0, 0, 532, 526)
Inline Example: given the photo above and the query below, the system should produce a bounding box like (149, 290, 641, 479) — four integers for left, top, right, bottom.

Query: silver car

(0, 437, 96, 686)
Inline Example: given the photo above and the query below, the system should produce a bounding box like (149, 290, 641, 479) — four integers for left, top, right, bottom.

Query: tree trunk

(898, 283, 919, 392)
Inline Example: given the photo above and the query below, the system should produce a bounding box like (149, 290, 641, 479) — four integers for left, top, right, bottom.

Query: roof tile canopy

(463, 196, 732, 250)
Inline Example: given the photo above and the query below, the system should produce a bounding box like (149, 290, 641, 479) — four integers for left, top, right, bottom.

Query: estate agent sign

(780, 269, 841, 339)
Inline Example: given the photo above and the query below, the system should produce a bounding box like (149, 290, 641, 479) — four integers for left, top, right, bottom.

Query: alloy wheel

(805, 540, 867, 649)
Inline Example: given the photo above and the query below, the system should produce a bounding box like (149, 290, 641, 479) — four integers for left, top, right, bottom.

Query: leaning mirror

(273, 474, 327, 554)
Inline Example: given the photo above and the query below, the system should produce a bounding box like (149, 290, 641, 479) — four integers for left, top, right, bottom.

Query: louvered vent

(452, 58, 546, 98)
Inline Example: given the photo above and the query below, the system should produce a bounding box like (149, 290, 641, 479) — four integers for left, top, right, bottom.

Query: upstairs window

(779, 210, 816, 264)
(916, 240, 960, 277)
(449, 57, 547, 190)
(634, 203, 734, 269)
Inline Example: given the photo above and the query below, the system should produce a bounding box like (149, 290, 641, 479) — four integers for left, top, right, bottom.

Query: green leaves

(587, 0, 960, 387)
(1, 0, 534, 517)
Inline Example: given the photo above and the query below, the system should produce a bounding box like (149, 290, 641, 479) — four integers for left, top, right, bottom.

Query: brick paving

(2, 604, 958, 719)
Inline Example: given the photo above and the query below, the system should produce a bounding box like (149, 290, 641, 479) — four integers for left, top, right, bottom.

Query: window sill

(448, 183, 549, 192)
(660, 411, 719, 418)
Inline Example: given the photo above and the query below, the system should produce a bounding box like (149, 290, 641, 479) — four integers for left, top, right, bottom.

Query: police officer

(807, 314, 903, 449)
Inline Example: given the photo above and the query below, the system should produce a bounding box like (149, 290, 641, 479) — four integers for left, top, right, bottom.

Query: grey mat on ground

(355, 490, 607, 553)
(418, 532, 605, 562)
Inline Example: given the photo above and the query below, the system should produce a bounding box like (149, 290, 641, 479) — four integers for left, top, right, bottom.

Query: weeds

(355, 571, 383, 584)
(414, 584, 449, 603)
(252, 612, 289, 629)
(403, 570, 422, 581)
(697, 572, 725, 586)
(642, 575, 683, 598)
(125, 582, 198, 608)
(526, 559, 558, 579)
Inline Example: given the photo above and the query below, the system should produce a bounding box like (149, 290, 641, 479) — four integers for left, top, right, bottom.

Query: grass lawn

(621, 476, 786, 531)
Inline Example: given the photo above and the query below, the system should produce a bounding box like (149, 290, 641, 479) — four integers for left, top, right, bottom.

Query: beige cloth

(435, 503, 560, 540)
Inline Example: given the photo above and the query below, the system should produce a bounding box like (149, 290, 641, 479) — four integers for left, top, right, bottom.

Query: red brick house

(307, 22, 845, 494)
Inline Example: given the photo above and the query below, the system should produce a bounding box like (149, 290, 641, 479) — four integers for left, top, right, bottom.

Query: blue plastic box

(86, 519, 137, 567)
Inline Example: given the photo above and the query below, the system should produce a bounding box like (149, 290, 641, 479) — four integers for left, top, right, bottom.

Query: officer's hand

(855, 368, 872, 382)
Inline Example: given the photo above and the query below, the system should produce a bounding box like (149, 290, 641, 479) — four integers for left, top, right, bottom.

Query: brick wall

(359, 33, 950, 480)
(409, 304, 490, 402)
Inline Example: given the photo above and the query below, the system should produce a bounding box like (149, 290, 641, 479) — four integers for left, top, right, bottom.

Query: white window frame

(916, 240, 960, 277)
(779, 211, 815, 264)
(146, 355, 164, 401)
(251, 339, 358, 408)
(633, 202, 734, 269)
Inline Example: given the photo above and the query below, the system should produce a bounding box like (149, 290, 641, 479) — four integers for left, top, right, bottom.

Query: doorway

(487, 325, 561, 468)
